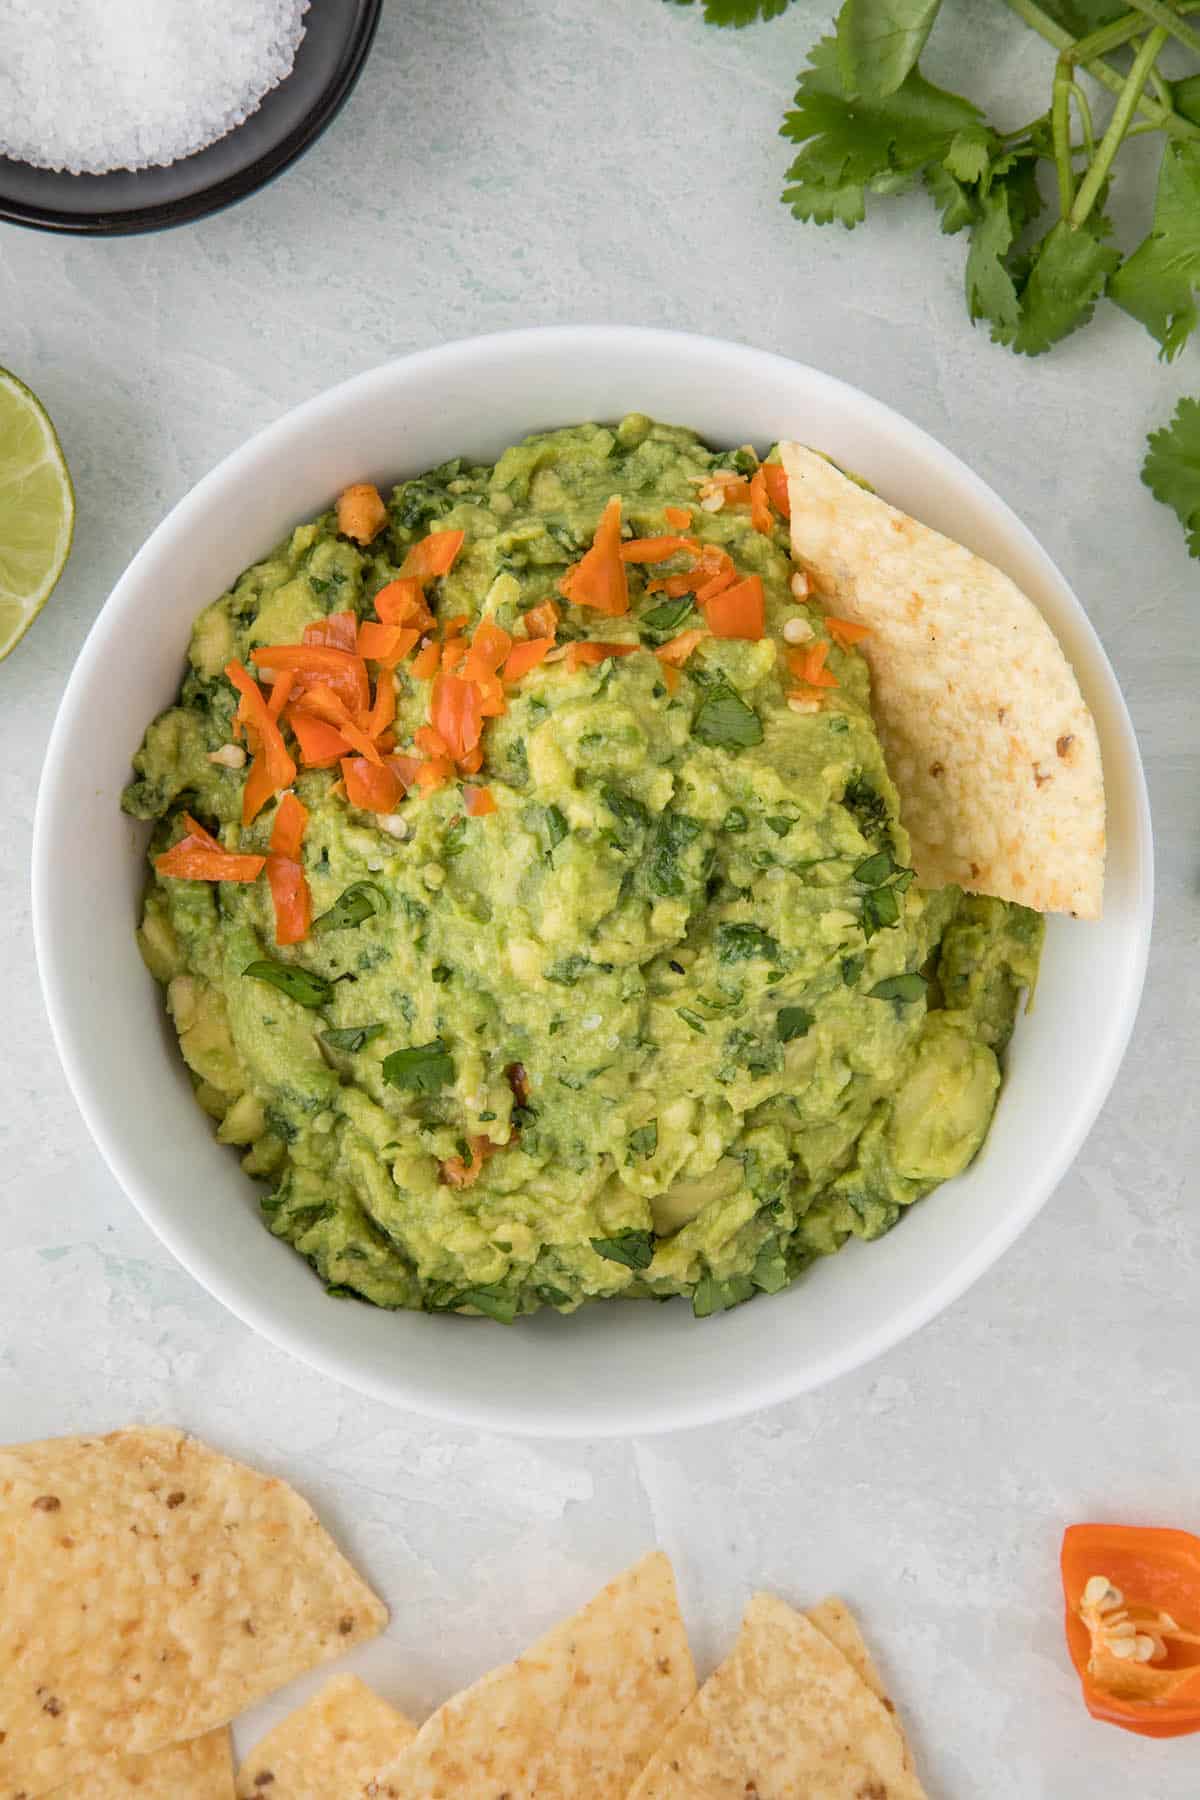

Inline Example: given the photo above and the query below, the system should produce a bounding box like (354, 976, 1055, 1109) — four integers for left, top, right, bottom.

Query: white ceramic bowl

(33, 327, 1153, 1437)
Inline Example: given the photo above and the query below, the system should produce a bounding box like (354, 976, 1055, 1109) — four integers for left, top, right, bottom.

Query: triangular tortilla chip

(0, 1428, 387, 1797)
(371, 1551, 695, 1797)
(807, 1597, 915, 1772)
(628, 1592, 928, 1799)
(47, 1729, 234, 1798)
(235, 1675, 416, 1799)
(781, 442, 1105, 918)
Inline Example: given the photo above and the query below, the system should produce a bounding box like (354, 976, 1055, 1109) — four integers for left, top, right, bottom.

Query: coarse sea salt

(0, 0, 310, 175)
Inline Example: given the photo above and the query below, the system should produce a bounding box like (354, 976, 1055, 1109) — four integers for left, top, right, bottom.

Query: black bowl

(0, 0, 381, 236)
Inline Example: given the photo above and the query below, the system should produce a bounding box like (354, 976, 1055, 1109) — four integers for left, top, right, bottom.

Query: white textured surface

(0, 2, 1196, 1793)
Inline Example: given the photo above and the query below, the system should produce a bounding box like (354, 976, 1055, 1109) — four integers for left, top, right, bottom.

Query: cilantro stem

(1053, 60, 1077, 215)
(1069, 24, 1169, 227)
(1071, 80, 1096, 159)
(1002, 0, 1200, 141)
(1126, 0, 1200, 59)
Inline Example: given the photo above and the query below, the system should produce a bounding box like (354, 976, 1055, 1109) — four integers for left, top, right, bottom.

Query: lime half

(0, 368, 74, 662)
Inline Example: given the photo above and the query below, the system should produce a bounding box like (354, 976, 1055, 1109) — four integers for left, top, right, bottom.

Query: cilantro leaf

(666, 0, 794, 19)
(692, 683, 763, 749)
(590, 1229, 656, 1270)
(1011, 217, 1121, 357)
(1143, 398, 1200, 559)
(1176, 75, 1200, 129)
(834, 0, 944, 102)
(243, 961, 332, 1008)
(382, 1039, 454, 1093)
(781, 36, 989, 230)
(1109, 143, 1200, 362)
(964, 184, 1021, 339)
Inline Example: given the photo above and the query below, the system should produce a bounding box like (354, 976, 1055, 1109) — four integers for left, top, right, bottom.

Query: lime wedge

(0, 367, 74, 662)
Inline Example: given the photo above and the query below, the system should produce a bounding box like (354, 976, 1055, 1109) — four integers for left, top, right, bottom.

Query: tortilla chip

(807, 1597, 915, 1772)
(371, 1551, 695, 1797)
(628, 1591, 928, 1799)
(781, 442, 1105, 918)
(235, 1676, 416, 1799)
(47, 1729, 234, 1798)
(0, 1427, 387, 1798)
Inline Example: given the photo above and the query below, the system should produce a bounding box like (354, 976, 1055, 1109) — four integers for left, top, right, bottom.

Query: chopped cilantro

(869, 972, 928, 1004)
(243, 961, 332, 1008)
(628, 1122, 659, 1158)
(693, 682, 763, 750)
(777, 1006, 814, 1042)
(314, 881, 387, 933)
(382, 1039, 454, 1092)
(715, 922, 781, 962)
(320, 1024, 384, 1054)
(591, 1229, 656, 1270)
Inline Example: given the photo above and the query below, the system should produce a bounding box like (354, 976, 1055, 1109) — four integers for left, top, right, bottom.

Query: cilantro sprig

(665, 0, 1200, 560)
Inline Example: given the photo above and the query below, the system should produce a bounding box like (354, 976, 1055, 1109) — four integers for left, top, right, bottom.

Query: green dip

(123, 416, 1043, 1322)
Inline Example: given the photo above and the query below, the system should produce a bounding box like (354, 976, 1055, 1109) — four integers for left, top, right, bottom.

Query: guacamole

(123, 416, 1043, 1322)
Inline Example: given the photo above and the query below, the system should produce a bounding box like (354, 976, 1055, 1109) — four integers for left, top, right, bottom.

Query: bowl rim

(31, 325, 1155, 1435)
(0, 0, 382, 237)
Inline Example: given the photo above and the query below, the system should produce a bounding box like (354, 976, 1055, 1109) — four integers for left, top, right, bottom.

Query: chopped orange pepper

(341, 755, 404, 814)
(266, 669, 296, 719)
(268, 791, 307, 860)
(750, 468, 773, 536)
(442, 614, 470, 638)
(825, 616, 872, 650)
(717, 477, 752, 506)
(387, 752, 420, 788)
(336, 483, 387, 545)
(648, 544, 736, 600)
(564, 641, 638, 673)
(503, 637, 553, 681)
(619, 535, 700, 564)
(400, 529, 465, 581)
(155, 813, 265, 884)
(458, 745, 484, 775)
(265, 792, 310, 945)
(224, 662, 297, 825)
(415, 724, 451, 760)
(303, 611, 358, 653)
(655, 628, 708, 666)
(430, 674, 484, 763)
(664, 506, 692, 529)
(522, 599, 559, 640)
(441, 637, 468, 673)
(357, 621, 420, 667)
(463, 784, 496, 816)
(288, 711, 352, 769)
(292, 684, 385, 765)
(705, 574, 765, 641)
(763, 463, 790, 519)
(241, 754, 278, 826)
(411, 638, 440, 680)
(415, 757, 454, 790)
(364, 670, 396, 740)
(661, 663, 681, 695)
(789, 641, 839, 689)
(373, 577, 433, 630)
(252, 642, 370, 719)
(464, 618, 513, 677)
(474, 671, 506, 719)
(558, 497, 628, 616)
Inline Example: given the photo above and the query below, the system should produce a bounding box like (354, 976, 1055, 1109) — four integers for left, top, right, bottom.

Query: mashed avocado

(124, 416, 1043, 1322)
